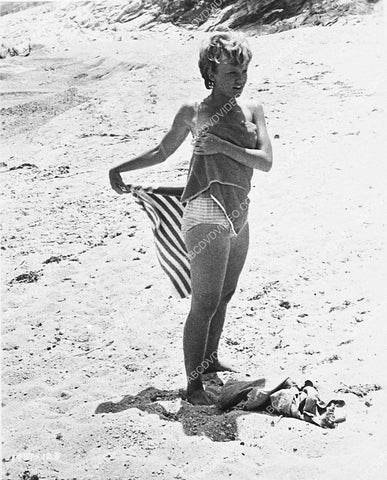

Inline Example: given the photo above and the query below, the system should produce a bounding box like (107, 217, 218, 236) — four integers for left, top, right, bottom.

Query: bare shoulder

(245, 100, 266, 121)
(238, 99, 265, 122)
(174, 100, 197, 124)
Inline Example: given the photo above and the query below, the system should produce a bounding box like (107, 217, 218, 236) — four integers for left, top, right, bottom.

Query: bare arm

(109, 103, 193, 193)
(219, 103, 273, 171)
(194, 102, 273, 172)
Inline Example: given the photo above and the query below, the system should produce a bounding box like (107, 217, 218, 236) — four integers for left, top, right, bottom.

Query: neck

(207, 88, 236, 109)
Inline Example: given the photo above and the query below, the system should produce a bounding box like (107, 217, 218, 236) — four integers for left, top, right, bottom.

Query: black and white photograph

(1, 0, 385, 478)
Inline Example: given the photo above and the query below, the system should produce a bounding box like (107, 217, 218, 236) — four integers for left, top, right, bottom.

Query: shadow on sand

(95, 386, 266, 442)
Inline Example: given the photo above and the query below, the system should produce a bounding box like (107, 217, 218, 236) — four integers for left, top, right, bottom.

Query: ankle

(186, 377, 203, 396)
(202, 350, 219, 366)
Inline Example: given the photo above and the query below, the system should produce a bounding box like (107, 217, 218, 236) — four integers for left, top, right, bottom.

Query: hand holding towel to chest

(181, 120, 259, 235)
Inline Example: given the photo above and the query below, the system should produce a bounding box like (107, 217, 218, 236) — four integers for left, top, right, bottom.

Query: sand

(1, 2, 386, 479)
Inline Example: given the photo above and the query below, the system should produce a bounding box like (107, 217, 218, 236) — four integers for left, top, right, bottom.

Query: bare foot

(202, 360, 238, 374)
(186, 389, 215, 406)
(202, 372, 224, 387)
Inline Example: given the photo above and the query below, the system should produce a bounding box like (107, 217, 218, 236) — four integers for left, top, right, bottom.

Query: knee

(220, 288, 236, 305)
(190, 293, 221, 318)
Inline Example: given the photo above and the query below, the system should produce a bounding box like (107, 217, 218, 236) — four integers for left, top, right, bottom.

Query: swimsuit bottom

(181, 191, 247, 239)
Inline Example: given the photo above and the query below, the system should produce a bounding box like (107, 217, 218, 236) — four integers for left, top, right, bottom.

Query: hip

(181, 192, 248, 238)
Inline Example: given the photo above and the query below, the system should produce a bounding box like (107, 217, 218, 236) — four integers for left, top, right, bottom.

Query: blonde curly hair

(198, 32, 253, 89)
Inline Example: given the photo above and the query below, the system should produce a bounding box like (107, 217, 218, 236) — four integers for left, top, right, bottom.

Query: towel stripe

(145, 195, 186, 250)
(141, 199, 190, 292)
(131, 186, 191, 298)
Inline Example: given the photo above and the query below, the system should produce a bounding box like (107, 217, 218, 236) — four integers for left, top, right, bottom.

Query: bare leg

(183, 224, 231, 405)
(203, 222, 250, 374)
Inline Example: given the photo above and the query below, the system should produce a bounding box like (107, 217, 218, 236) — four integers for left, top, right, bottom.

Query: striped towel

(126, 184, 191, 298)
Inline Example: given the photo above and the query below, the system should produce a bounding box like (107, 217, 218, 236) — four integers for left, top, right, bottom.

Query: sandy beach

(1, 2, 386, 479)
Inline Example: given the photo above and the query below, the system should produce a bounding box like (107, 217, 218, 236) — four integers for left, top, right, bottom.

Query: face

(209, 56, 249, 98)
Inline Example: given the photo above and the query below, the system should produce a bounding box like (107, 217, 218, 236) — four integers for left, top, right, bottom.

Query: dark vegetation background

(1, 1, 381, 31)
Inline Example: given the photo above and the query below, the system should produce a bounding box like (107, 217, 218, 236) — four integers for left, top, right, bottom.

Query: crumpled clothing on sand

(218, 377, 346, 428)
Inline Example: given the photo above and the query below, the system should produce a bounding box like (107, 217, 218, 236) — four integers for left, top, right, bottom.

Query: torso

(188, 97, 256, 138)
(185, 98, 257, 201)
